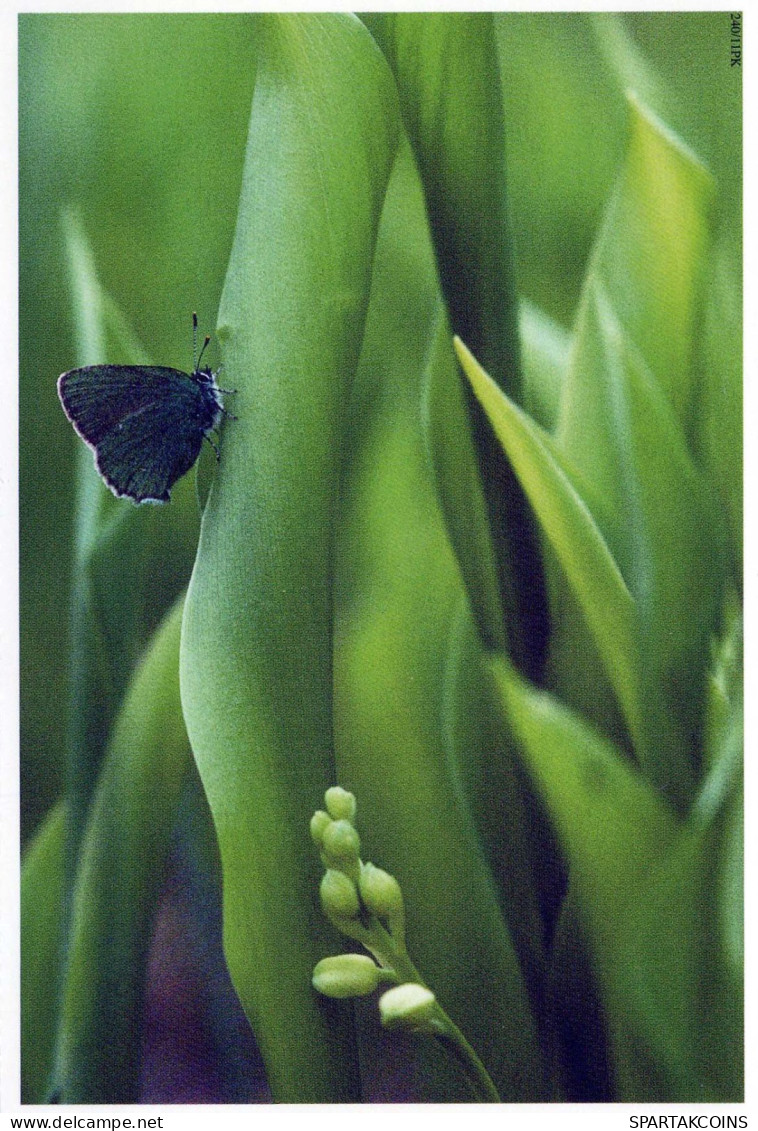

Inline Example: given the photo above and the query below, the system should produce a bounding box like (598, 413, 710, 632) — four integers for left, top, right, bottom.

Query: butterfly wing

(94, 397, 206, 503)
(58, 365, 192, 444)
(58, 365, 208, 503)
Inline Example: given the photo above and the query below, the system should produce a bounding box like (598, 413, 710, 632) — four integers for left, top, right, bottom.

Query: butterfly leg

(204, 432, 221, 462)
(215, 365, 238, 394)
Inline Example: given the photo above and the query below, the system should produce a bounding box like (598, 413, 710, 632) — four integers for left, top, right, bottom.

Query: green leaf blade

(367, 13, 518, 394)
(455, 336, 640, 746)
(21, 802, 67, 1104)
(61, 214, 201, 873)
(582, 95, 714, 436)
(490, 658, 675, 925)
(57, 596, 190, 1102)
(695, 242, 742, 581)
(489, 659, 703, 1099)
(371, 11, 549, 678)
(553, 99, 724, 806)
(424, 312, 506, 652)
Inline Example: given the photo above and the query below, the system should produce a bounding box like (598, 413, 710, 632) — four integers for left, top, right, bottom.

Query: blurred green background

(20, 15, 256, 840)
(19, 11, 741, 1106)
(20, 10, 740, 840)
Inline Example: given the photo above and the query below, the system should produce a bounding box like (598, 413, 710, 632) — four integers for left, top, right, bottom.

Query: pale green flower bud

(379, 984, 438, 1032)
(310, 809, 332, 847)
(324, 786, 357, 822)
(322, 819, 361, 866)
(320, 869, 360, 919)
(359, 863, 403, 919)
(312, 954, 382, 998)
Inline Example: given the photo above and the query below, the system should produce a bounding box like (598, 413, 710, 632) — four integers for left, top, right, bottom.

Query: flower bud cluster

(308, 786, 498, 1099)
(310, 785, 431, 1031)
(311, 789, 363, 916)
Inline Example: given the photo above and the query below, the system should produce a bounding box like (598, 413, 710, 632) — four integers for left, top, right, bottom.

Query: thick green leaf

(455, 336, 641, 747)
(369, 11, 549, 678)
(423, 310, 505, 651)
(493, 656, 741, 1099)
(490, 659, 702, 1097)
(61, 214, 200, 868)
(695, 240, 742, 582)
(57, 596, 191, 1101)
(21, 802, 66, 1104)
(557, 282, 722, 806)
(441, 598, 559, 1045)
(590, 14, 681, 140)
(366, 13, 518, 394)
(579, 95, 714, 437)
(180, 15, 399, 1102)
(491, 658, 675, 942)
(335, 146, 547, 1100)
(551, 98, 721, 805)
(519, 299, 570, 435)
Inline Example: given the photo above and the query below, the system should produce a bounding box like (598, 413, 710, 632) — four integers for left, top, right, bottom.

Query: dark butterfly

(58, 314, 235, 504)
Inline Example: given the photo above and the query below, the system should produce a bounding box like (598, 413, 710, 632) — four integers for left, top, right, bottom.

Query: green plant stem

(433, 1017, 502, 1103)
(356, 914, 502, 1102)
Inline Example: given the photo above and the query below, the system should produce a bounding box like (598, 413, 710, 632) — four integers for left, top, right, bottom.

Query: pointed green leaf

(455, 336, 641, 747)
(61, 214, 200, 867)
(423, 296, 569, 653)
(696, 605, 742, 823)
(557, 282, 722, 806)
(490, 659, 701, 1098)
(519, 299, 570, 434)
(590, 14, 681, 138)
(687, 622, 743, 1095)
(57, 597, 190, 1102)
(423, 311, 506, 651)
(21, 802, 66, 1104)
(493, 655, 741, 1100)
(441, 598, 555, 1030)
(695, 241, 742, 580)
(491, 657, 675, 924)
(370, 11, 549, 678)
(518, 298, 626, 751)
(582, 95, 714, 435)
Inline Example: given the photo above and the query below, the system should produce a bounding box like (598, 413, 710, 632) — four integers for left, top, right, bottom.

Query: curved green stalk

(180, 14, 400, 1101)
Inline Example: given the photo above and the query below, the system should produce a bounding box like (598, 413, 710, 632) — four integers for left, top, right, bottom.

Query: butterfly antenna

(192, 312, 212, 372)
(197, 333, 211, 371)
